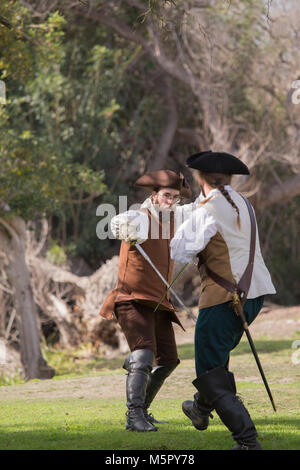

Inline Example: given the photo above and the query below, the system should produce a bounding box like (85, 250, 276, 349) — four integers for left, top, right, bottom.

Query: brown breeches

(114, 300, 178, 366)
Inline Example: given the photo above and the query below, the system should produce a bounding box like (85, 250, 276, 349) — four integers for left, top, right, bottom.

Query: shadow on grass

(177, 340, 293, 361)
(0, 416, 300, 450)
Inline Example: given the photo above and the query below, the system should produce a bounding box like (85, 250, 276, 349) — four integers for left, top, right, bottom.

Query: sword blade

(239, 309, 277, 412)
(153, 262, 190, 313)
(244, 328, 277, 412)
(135, 243, 197, 322)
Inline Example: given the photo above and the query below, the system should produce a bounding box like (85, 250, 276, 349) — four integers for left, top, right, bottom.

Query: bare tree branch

(258, 174, 300, 210)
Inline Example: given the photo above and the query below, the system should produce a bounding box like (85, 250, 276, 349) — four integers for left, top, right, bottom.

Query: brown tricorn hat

(135, 169, 192, 199)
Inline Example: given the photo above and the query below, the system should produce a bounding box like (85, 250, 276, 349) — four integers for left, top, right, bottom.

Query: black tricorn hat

(186, 150, 250, 175)
(135, 169, 192, 199)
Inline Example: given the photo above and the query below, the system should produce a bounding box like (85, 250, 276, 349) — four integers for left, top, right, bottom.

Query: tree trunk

(148, 76, 178, 172)
(0, 288, 5, 336)
(0, 215, 55, 380)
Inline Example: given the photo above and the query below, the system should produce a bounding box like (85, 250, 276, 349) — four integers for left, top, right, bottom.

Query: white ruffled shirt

(169, 187, 236, 264)
(110, 195, 203, 244)
(170, 185, 276, 298)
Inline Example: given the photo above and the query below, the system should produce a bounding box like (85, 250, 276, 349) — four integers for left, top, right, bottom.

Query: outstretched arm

(170, 207, 217, 263)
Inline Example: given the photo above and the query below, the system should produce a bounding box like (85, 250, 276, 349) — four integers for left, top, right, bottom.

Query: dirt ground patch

(173, 303, 300, 344)
(0, 373, 127, 401)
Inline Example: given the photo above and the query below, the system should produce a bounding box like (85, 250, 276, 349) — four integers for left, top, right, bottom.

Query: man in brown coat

(100, 170, 197, 432)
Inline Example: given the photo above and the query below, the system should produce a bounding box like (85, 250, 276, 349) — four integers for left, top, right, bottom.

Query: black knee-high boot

(123, 349, 158, 432)
(143, 361, 179, 424)
(181, 365, 234, 431)
(192, 366, 261, 450)
(182, 390, 214, 431)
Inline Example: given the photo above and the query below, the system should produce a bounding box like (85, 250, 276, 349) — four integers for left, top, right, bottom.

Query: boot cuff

(192, 366, 236, 405)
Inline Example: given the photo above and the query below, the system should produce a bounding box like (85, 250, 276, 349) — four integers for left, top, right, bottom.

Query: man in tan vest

(99, 170, 196, 432)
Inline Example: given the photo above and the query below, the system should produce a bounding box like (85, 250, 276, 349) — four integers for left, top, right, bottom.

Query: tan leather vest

(99, 209, 183, 329)
(196, 189, 275, 309)
(197, 232, 236, 309)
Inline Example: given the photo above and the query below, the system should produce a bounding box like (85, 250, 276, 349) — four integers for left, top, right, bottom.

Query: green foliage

(0, 3, 33, 82)
(0, 3, 137, 263)
(46, 240, 67, 266)
(0, 372, 24, 387)
(0, 6, 108, 221)
(41, 342, 124, 378)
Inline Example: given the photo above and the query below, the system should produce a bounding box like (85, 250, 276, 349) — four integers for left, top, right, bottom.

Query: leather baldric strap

(205, 194, 256, 309)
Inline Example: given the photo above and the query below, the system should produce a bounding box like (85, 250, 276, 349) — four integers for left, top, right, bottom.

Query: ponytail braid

(218, 184, 241, 231)
(198, 171, 241, 231)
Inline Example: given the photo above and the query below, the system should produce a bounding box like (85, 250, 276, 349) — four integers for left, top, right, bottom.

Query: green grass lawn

(0, 336, 299, 450)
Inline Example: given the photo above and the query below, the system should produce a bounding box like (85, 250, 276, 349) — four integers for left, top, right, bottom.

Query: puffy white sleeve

(111, 210, 149, 244)
(170, 207, 217, 264)
(174, 194, 204, 229)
